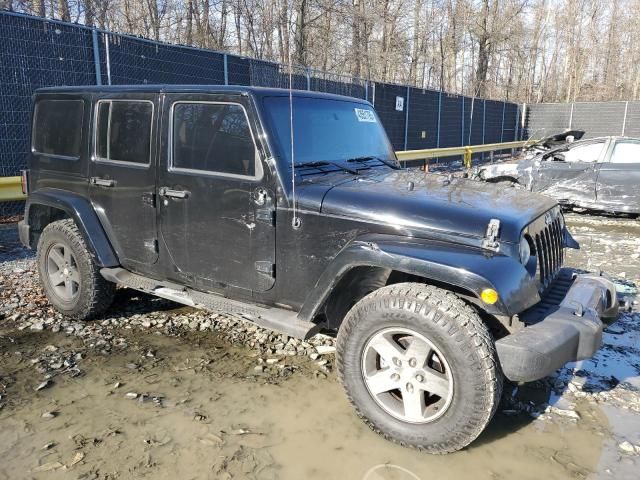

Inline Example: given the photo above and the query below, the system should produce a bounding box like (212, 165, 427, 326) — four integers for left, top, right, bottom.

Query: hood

(479, 156, 537, 177)
(298, 169, 557, 243)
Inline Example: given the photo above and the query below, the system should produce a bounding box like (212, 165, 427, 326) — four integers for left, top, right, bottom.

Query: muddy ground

(1, 212, 639, 480)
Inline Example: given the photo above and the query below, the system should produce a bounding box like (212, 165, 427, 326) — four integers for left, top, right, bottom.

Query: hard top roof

(35, 84, 369, 104)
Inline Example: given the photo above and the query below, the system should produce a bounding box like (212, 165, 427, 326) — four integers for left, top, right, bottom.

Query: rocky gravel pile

(1, 263, 335, 354)
(1, 243, 337, 399)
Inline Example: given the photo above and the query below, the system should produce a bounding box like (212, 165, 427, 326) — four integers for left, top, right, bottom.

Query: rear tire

(336, 283, 502, 454)
(37, 219, 115, 320)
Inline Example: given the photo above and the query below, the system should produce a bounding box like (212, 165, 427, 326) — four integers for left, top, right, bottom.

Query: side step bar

(100, 267, 321, 340)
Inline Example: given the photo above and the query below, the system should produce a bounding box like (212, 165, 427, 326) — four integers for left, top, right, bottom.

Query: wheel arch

(319, 265, 481, 330)
(22, 189, 119, 267)
(298, 235, 540, 325)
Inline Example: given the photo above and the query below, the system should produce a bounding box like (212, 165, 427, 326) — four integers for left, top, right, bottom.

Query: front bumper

(495, 269, 618, 382)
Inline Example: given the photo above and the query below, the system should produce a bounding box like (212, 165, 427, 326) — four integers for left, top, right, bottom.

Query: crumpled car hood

(480, 157, 537, 178)
(301, 169, 558, 243)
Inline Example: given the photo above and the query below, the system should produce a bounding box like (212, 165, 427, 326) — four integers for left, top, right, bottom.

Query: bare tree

(7, 0, 640, 102)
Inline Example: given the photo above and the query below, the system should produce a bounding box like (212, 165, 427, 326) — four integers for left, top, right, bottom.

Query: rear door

(158, 93, 276, 292)
(531, 140, 607, 206)
(89, 94, 159, 270)
(596, 139, 640, 213)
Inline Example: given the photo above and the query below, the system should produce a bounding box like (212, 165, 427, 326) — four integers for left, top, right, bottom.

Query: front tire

(37, 219, 115, 320)
(336, 283, 502, 454)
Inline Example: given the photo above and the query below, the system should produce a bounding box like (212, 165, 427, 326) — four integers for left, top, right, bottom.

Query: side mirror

(553, 153, 566, 162)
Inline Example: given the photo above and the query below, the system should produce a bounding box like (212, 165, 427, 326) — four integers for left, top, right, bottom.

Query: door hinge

(142, 192, 156, 208)
(256, 209, 276, 226)
(255, 261, 275, 278)
(153, 239, 159, 253)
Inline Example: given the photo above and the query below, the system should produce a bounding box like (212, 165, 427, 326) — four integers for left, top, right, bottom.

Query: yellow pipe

(396, 140, 529, 162)
(0, 176, 26, 202)
(1, 140, 532, 203)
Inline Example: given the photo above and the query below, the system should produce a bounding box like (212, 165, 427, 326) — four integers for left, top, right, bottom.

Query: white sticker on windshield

(355, 108, 377, 123)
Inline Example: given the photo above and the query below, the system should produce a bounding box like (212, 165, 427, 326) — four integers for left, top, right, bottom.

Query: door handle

(159, 187, 190, 199)
(90, 177, 115, 187)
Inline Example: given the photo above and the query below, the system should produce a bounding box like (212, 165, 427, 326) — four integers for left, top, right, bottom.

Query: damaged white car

(475, 136, 640, 216)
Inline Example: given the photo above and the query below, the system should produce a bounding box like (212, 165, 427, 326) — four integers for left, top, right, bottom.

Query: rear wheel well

(28, 204, 70, 246)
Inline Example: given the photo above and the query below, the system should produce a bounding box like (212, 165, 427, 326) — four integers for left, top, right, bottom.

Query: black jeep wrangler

(19, 85, 618, 453)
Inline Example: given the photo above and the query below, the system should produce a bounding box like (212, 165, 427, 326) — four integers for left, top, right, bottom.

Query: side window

(95, 100, 153, 164)
(32, 99, 84, 158)
(172, 102, 256, 177)
(563, 142, 605, 163)
(610, 141, 640, 164)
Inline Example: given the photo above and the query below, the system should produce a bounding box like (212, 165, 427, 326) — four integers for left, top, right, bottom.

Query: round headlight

(519, 236, 531, 265)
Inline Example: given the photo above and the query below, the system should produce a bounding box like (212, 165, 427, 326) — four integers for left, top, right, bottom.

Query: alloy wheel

(361, 327, 454, 423)
(46, 242, 81, 301)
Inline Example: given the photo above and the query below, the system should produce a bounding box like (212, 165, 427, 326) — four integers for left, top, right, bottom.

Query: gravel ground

(1, 214, 639, 479)
(0, 223, 336, 367)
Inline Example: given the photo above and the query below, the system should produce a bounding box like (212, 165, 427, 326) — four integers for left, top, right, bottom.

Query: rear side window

(32, 99, 84, 158)
(610, 141, 640, 164)
(171, 102, 257, 177)
(95, 100, 153, 164)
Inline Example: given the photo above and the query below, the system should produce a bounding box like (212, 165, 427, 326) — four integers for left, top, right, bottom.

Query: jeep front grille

(533, 216, 564, 289)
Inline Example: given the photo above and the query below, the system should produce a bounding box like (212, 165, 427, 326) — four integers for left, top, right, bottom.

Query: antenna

(288, 6, 300, 230)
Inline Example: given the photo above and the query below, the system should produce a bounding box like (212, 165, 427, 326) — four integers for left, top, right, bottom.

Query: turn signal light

(481, 289, 499, 305)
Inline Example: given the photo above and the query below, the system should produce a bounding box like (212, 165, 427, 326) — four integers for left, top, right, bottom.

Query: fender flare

(297, 234, 541, 322)
(23, 189, 119, 267)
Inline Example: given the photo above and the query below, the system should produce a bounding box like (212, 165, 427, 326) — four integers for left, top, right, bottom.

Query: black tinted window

(172, 103, 256, 176)
(32, 99, 84, 158)
(96, 101, 153, 164)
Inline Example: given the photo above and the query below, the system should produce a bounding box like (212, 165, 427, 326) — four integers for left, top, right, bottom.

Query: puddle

(0, 331, 607, 480)
(564, 212, 640, 282)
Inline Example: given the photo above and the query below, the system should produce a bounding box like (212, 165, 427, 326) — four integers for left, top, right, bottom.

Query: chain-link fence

(0, 10, 521, 218)
(524, 101, 640, 140)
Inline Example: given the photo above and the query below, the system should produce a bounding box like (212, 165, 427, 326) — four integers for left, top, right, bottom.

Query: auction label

(355, 108, 377, 122)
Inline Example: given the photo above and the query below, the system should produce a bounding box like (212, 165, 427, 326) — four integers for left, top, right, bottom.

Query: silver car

(477, 136, 640, 215)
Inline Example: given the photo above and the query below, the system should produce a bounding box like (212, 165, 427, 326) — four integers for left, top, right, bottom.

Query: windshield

(262, 96, 396, 167)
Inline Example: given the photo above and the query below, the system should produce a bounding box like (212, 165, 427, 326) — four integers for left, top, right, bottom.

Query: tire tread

(37, 219, 115, 320)
(336, 282, 503, 454)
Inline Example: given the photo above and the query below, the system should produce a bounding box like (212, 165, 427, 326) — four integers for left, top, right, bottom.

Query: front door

(596, 139, 640, 213)
(158, 93, 276, 293)
(89, 94, 159, 271)
(532, 139, 607, 206)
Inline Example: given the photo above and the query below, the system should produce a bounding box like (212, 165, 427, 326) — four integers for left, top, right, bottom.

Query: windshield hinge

(482, 219, 501, 251)
(255, 261, 275, 278)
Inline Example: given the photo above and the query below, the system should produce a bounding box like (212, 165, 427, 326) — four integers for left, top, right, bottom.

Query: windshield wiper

(295, 161, 359, 175)
(346, 155, 400, 169)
